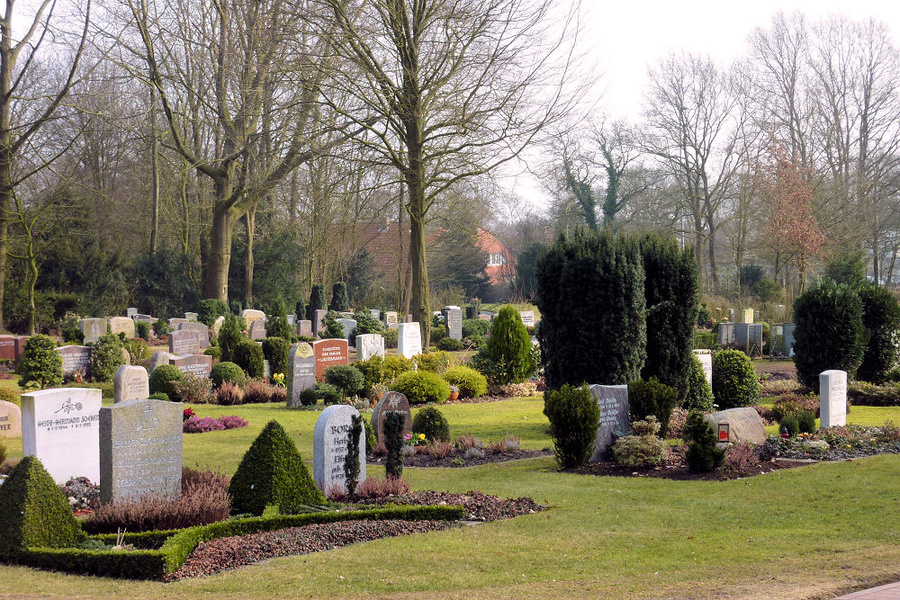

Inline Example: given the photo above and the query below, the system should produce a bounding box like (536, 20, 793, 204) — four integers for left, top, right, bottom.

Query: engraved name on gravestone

(99, 399, 183, 504)
(78, 318, 107, 343)
(519, 311, 535, 328)
(169, 354, 213, 378)
(169, 329, 201, 355)
(178, 322, 210, 348)
(313, 405, 366, 495)
(0, 334, 15, 361)
(287, 342, 316, 407)
(384, 311, 398, 326)
(820, 370, 847, 428)
(108, 316, 136, 339)
(56, 345, 91, 378)
(442, 306, 462, 340)
(21, 388, 102, 484)
(397, 322, 422, 359)
(313, 339, 349, 381)
(589, 384, 630, 462)
(370, 391, 412, 442)
(356, 334, 385, 361)
(113, 365, 150, 404)
(0, 400, 21, 438)
(297, 320, 313, 338)
(692, 349, 713, 387)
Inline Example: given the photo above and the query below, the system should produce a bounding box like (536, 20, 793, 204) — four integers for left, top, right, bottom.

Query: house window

(488, 252, 506, 267)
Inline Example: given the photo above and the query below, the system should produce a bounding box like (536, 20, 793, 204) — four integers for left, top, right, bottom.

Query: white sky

(501, 0, 900, 212)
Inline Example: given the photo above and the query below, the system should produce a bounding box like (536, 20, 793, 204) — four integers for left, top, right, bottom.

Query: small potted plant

(448, 385, 459, 402)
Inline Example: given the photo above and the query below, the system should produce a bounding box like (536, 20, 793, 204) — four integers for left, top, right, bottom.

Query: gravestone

(718, 322, 736, 346)
(384, 311, 398, 326)
(313, 339, 349, 381)
(99, 398, 183, 504)
(170, 354, 213, 378)
(313, 405, 366, 495)
(108, 316, 136, 339)
(21, 388, 102, 484)
(248, 319, 267, 340)
(314, 309, 328, 334)
(703, 407, 766, 445)
(356, 334, 385, 361)
(478, 312, 492, 322)
(820, 370, 847, 428)
(728, 308, 735, 322)
(287, 315, 296, 326)
(370, 391, 412, 442)
(742, 308, 754, 324)
(14, 336, 28, 363)
(369, 309, 381, 320)
(169, 329, 201, 355)
(78, 318, 107, 343)
(287, 342, 316, 407)
(167, 318, 189, 328)
(149, 351, 175, 373)
(113, 365, 149, 404)
(178, 322, 210, 348)
(211, 316, 225, 338)
(0, 400, 21, 439)
(589, 384, 630, 461)
(404, 314, 414, 323)
(297, 320, 313, 338)
(336, 318, 357, 341)
(398, 322, 422, 359)
(783, 323, 796, 356)
(184, 312, 198, 322)
(241, 309, 266, 328)
(56, 345, 92, 379)
(126, 307, 138, 318)
(0, 335, 16, 362)
(519, 311, 535, 328)
(692, 349, 713, 387)
(387, 323, 399, 330)
(133, 314, 156, 325)
(442, 306, 463, 340)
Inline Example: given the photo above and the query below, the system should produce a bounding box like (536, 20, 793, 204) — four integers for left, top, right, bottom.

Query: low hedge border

(3, 505, 465, 580)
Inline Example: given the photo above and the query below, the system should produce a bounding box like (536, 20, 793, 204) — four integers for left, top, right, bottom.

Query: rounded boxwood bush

(437, 337, 465, 351)
(0, 456, 83, 554)
(793, 279, 866, 391)
(543, 384, 601, 468)
(228, 420, 325, 515)
(261, 337, 290, 379)
(149, 364, 184, 400)
(711, 349, 759, 409)
(233, 339, 265, 379)
(684, 353, 714, 412)
(89, 332, 126, 383)
(17, 334, 63, 390)
(442, 365, 488, 399)
(391, 371, 451, 405)
(627, 377, 678, 438)
(211, 361, 246, 388)
(217, 313, 246, 362)
(324, 365, 365, 398)
(204, 345, 222, 361)
(316, 382, 342, 405)
(382, 355, 414, 381)
(297, 388, 318, 407)
(412, 406, 450, 442)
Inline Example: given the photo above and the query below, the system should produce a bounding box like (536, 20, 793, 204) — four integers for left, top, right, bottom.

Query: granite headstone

(287, 342, 316, 407)
(370, 391, 412, 442)
(313, 405, 366, 495)
(820, 370, 847, 428)
(589, 384, 630, 461)
(0, 400, 21, 439)
(113, 365, 150, 404)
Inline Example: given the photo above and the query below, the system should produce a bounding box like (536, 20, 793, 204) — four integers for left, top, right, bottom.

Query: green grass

(3, 393, 900, 598)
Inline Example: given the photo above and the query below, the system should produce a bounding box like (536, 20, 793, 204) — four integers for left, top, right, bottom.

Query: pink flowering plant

(183, 414, 248, 434)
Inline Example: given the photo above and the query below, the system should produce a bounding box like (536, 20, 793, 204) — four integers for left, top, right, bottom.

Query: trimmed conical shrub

(0, 456, 82, 555)
(682, 411, 724, 473)
(307, 285, 327, 321)
(265, 295, 293, 341)
(329, 282, 350, 312)
(228, 420, 325, 515)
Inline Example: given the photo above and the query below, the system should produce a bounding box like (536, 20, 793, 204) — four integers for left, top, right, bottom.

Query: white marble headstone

(820, 370, 847, 428)
(398, 322, 422, 359)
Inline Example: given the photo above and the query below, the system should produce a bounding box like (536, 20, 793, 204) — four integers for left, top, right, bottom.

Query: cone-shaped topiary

(0, 456, 83, 555)
(233, 339, 265, 379)
(218, 313, 247, 362)
(295, 298, 306, 324)
(265, 296, 293, 341)
(473, 305, 536, 386)
(329, 282, 350, 312)
(307, 285, 327, 321)
(228, 420, 325, 515)
(543, 384, 601, 468)
(682, 411, 724, 473)
(383, 411, 406, 479)
(684, 354, 714, 412)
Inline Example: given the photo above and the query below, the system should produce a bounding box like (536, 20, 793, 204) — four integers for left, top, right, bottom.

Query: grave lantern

(717, 422, 730, 443)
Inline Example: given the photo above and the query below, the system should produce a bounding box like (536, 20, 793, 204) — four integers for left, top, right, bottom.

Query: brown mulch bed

(574, 457, 812, 481)
(369, 448, 552, 468)
(165, 491, 543, 581)
(756, 360, 798, 381)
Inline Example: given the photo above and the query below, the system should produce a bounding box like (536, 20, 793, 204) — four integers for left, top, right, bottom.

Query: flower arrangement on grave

(272, 372, 285, 388)
(183, 407, 196, 422)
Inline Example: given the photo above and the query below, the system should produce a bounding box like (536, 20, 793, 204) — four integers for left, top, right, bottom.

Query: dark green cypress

(329, 282, 350, 312)
(383, 411, 405, 479)
(307, 285, 327, 321)
(344, 414, 363, 496)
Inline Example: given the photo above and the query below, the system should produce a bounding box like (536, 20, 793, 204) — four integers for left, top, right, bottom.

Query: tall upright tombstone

(78, 318, 107, 343)
(314, 309, 328, 334)
(370, 391, 412, 442)
(297, 320, 313, 338)
(692, 349, 713, 387)
(248, 319, 267, 340)
(313, 339, 349, 381)
(742, 308, 755, 324)
(113, 365, 150, 404)
(718, 322, 736, 346)
(589, 384, 630, 461)
(126, 307, 138, 318)
(287, 342, 316, 407)
(99, 398, 183, 504)
(398, 322, 422, 359)
(820, 370, 847, 428)
(442, 306, 463, 340)
(337, 318, 357, 342)
(0, 400, 21, 439)
(356, 334, 385, 361)
(21, 388, 102, 483)
(313, 405, 366, 495)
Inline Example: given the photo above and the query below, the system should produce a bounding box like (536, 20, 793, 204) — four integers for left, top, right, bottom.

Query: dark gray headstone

(337, 318, 357, 342)
(169, 329, 201, 355)
(718, 322, 736, 346)
(589, 384, 630, 461)
(113, 365, 149, 404)
(313, 405, 366, 495)
(370, 391, 412, 442)
(442, 306, 463, 340)
(56, 345, 91, 378)
(178, 322, 210, 348)
(287, 342, 316, 407)
(99, 398, 183, 504)
(169, 354, 213, 378)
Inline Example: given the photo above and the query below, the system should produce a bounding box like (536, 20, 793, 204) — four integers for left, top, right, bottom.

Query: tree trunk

(149, 86, 160, 253)
(205, 201, 240, 301)
(244, 207, 256, 309)
(25, 238, 37, 335)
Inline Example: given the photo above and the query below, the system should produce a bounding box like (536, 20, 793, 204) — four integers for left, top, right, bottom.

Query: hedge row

(3, 505, 465, 580)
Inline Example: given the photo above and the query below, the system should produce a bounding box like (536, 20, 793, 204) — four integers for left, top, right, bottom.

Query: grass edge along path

(0, 453, 898, 599)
